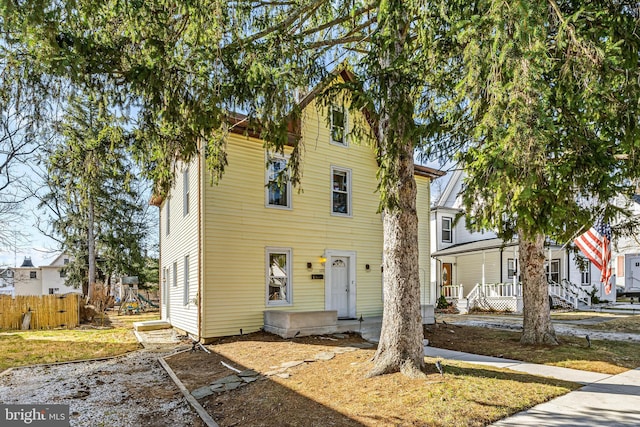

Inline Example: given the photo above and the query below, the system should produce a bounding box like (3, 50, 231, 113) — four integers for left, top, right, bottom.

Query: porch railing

(548, 279, 591, 308)
(463, 282, 523, 313)
(441, 283, 464, 300)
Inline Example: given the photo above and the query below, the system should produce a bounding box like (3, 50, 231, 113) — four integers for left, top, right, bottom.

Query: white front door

(330, 257, 350, 318)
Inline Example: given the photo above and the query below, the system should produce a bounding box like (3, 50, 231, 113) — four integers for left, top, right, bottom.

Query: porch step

(133, 320, 171, 331)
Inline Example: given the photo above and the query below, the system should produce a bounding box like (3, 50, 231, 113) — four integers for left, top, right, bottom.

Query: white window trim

(265, 154, 292, 210)
(441, 217, 452, 243)
(265, 247, 293, 306)
(183, 255, 190, 305)
(546, 259, 560, 283)
(331, 166, 352, 217)
(507, 258, 517, 279)
(579, 257, 592, 286)
(330, 106, 348, 147)
(172, 261, 178, 287)
(183, 167, 190, 217)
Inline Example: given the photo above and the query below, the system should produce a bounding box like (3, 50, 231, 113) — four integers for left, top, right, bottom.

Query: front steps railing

(442, 279, 591, 314)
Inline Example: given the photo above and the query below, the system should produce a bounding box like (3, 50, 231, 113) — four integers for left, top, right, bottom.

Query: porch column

(482, 250, 486, 286)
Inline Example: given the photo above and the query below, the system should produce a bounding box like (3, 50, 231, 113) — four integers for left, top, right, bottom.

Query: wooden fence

(0, 294, 81, 330)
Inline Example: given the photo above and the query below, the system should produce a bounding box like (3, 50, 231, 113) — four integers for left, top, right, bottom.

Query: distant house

(11, 254, 81, 296)
(430, 169, 613, 310)
(612, 194, 640, 296)
(153, 71, 444, 341)
(0, 267, 14, 296)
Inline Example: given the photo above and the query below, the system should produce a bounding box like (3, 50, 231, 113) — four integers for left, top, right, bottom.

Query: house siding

(40, 268, 80, 294)
(13, 269, 42, 296)
(455, 251, 500, 294)
(200, 100, 387, 338)
(417, 175, 433, 305)
(159, 158, 200, 335)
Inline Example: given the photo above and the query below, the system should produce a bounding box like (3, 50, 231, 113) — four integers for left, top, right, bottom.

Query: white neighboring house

(612, 194, 640, 296)
(430, 169, 614, 310)
(12, 254, 82, 296)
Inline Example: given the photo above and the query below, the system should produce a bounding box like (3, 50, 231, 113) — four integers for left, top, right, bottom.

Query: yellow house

(153, 80, 443, 341)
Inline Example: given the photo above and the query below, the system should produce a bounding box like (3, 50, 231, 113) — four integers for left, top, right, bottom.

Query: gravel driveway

(0, 336, 204, 427)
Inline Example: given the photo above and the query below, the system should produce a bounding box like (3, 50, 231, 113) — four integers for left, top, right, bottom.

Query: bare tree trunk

(367, 0, 424, 378)
(519, 232, 558, 345)
(87, 197, 96, 300)
(368, 139, 425, 378)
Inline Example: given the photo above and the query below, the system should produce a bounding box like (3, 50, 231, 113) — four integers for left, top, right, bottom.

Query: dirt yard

(164, 330, 575, 427)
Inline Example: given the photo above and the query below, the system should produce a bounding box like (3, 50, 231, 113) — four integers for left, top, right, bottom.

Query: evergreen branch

(226, 0, 326, 48)
(547, 0, 603, 66)
(298, 3, 377, 37)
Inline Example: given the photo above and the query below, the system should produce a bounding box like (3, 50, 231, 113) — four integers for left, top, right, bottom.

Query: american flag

(574, 220, 612, 294)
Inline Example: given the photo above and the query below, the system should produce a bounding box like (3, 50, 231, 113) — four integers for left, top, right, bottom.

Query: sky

(0, 175, 60, 268)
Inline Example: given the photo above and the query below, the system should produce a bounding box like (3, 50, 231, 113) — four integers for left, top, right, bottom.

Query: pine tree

(41, 95, 147, 299)
(431, 0, 640, 343)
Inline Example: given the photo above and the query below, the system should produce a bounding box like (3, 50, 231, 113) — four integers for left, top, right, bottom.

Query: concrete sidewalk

(424, 346, 640, 426)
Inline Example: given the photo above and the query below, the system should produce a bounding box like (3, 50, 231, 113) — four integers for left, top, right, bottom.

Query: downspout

(482, 250, 486, 286)
(197, 143, 204, 342)
(566, 250, 570, 283)
(158, 207, 163, 318)
(438, 258, 442, 298)
(499, 247, 503, 283)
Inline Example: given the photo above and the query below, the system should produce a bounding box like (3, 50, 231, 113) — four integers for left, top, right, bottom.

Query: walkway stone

(191, 386, 214, 400)
(237, 369, 258, 378)
(280, 360, 304, 369)
(314, 351, 335, 361)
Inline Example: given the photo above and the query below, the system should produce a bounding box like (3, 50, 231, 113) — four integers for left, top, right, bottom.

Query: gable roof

(435, 168, 464, 208)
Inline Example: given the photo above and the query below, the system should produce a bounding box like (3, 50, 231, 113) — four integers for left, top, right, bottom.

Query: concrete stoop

(263, 310, 338, 338)
(133, 319, 172, 331)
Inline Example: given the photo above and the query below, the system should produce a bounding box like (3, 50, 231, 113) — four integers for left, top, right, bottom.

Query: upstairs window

(331, 167, 351, 216)
(183, 167, 190, 216)
(266, 156, 291, 208)
(30, 271, 37, 279)
(59, 269, 67, 278)
(330, 107, 347, 146)
(441, 217, 452, 243)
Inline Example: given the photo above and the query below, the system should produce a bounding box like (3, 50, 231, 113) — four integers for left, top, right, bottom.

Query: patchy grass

(425, 323, 640, 374)
(167, 332, 579, 427)
(0, 309, 159, 372)
(579, 315, 640, 334)
(106, 310, 161, 328)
